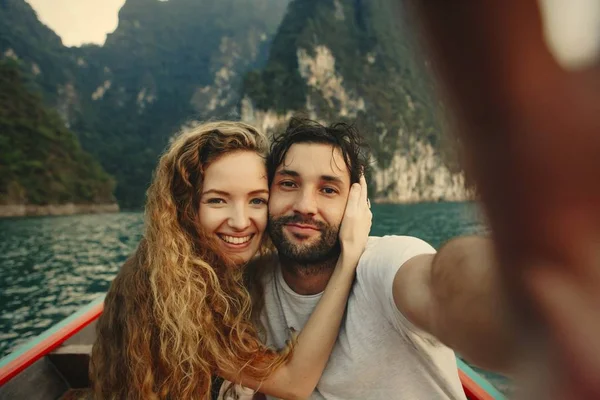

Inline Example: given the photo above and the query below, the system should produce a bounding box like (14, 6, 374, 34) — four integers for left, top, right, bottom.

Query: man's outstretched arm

(405, 0, 600, 397)
(393, 236, 517, 373)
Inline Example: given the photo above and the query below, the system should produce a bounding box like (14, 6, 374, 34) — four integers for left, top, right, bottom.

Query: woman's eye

(250, 198, 268, 205)
(206, 198, 225, 204)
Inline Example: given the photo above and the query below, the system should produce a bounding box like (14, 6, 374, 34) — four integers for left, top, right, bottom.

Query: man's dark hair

(267, 118, 371, 185)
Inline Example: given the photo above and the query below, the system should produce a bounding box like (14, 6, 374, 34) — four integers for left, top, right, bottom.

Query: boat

(0, 296, 506, 400)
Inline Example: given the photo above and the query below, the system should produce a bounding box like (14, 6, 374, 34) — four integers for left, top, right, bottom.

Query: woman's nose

(227, 206, 251, 231)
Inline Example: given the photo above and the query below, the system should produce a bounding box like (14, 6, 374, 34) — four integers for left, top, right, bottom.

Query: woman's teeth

(220, 235, 252, 244)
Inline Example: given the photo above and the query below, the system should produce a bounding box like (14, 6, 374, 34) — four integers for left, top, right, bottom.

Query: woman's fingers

(344, 183, 361, 217)
(359, 174, 368, 207)
(360, 175, 372, 230)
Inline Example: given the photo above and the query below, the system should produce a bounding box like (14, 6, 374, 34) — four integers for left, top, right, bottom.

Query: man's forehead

(279, 142, 348, 179)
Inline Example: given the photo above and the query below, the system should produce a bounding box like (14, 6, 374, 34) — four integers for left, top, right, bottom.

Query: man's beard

(268, 214, 341, 274)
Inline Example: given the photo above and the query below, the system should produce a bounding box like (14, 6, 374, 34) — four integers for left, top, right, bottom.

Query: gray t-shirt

(260, 235, 467, 400)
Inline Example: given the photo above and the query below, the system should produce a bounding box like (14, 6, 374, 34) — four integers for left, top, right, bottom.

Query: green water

(0, 202, 509, 394)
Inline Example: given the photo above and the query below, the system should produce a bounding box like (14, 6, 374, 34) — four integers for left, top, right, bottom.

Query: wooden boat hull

(0, 296, 506, 400)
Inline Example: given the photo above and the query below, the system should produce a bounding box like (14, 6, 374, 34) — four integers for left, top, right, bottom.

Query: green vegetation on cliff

(0, 61, 114, 205)
(1, 0, 289, 208)
(244, 0, 457, 174)
(0, 0, 78, 107)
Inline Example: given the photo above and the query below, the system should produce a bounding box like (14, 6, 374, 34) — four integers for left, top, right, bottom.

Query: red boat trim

(460, 369, 495, 400)
(0, 296, 105, 387)
(457, 358, 506, 400)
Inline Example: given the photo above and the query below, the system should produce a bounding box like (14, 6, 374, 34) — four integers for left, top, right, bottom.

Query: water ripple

(0, 212, 143, 357)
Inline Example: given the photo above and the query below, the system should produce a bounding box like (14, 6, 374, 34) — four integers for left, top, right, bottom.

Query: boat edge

(0, 295, 507, 400)
(0, 295, 105, 386)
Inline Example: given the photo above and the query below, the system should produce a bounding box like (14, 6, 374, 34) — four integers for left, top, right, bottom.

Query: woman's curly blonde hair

(90, 121, 292, 399)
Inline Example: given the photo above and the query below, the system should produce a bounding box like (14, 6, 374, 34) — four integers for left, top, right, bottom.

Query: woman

(90, 121, 371, 399)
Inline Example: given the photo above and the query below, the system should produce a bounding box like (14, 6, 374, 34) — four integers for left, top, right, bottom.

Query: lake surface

(0, 202, 509, 394)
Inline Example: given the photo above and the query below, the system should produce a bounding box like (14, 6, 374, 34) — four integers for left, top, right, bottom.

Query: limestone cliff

(242, 0, 471, 202)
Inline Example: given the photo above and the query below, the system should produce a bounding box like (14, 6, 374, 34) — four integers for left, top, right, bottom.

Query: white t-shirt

(260, 235, 467, 400)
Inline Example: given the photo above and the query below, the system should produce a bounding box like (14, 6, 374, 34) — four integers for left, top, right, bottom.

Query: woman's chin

(216, 241, 261, 266)
(227, 252, 248, 265)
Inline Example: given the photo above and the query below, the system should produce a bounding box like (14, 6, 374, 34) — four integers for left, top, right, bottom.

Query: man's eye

(322, 187, 338, 195)
(206, 198, 225, 204)
(250, 198, 268, 205)
(279, 181, 296, 188)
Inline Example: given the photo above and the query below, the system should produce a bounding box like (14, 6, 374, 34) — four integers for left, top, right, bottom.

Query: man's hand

(411, 0, 600, 397)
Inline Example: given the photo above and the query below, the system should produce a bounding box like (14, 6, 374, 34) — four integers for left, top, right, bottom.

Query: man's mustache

(269, 215, 327, 231)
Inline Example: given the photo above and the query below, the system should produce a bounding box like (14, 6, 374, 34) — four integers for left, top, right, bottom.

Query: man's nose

(228, 205, 251, 231)
(293, 189, 318, 216)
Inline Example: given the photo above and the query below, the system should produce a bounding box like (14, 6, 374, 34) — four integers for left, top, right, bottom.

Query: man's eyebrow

(276, 169, 300, 177)
(201, 189, 229, 196)
(321, 175, 344, 185)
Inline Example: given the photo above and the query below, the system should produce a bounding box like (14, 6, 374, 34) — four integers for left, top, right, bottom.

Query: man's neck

(279, 257, 337, 295)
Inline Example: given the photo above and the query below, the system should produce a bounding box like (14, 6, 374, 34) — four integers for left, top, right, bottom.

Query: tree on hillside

(0, 60, 115, 205)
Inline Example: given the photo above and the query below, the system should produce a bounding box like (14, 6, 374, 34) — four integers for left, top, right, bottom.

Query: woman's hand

(338, 174, 372, 265)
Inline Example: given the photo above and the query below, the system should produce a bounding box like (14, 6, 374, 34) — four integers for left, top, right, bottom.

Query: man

(257, 118, 515, 399)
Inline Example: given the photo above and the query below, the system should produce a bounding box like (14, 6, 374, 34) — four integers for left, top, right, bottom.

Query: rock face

(242, 0, 471, 203)
(370, 136, 471, 203)
(296, 46, 365, 118)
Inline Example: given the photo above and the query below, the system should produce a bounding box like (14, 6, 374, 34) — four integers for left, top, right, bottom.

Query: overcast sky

(25, 0, 127, 47)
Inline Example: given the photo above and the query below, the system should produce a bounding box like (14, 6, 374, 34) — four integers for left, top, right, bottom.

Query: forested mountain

(0, 60, 114, 206)
(1, 0, 289, 207)
(1, 0, 468, 207)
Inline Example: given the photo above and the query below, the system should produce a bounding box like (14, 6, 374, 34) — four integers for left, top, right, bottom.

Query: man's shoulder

(355, 235, 436, 283)
(361, 235, 436, 261)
